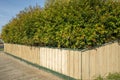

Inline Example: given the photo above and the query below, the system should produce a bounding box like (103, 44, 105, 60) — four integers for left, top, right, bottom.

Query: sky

(0, 0, 45, 33)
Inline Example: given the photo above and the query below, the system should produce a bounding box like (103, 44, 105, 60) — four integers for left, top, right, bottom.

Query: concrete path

(0, 52, 63, 80)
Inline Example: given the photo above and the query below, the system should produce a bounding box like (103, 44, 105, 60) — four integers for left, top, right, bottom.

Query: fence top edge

(4, 39, 119, 53)
(81, 40, 119, 52)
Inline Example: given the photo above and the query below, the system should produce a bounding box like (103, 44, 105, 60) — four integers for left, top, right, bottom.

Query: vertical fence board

(109, 43, 116, 73)
(105, 45, 110, 75)
(118, 42, 120, 72)
(89, 49, 97, 80)
(73, 51, 81, 79)
(103, 46, 107, 76)
(52, 49, 55, 70)
(61, 49, 68, 75)
(24, 45, 27, 61)
(95, 48, 100, 78)
(24, 46, 26, 60)
(36, 47, 38, 64)
(46, 49, 50, 68)
(54, 49, 57, 72)
(97, 46, 104, 76)
(39, 48, 41, 65)
(55, 49, 58, 72)
(44, 47, 47, 67)
(48, 48, 51, 69)
(46, 48, 48, 68)
(78, 52, 82, 79)
(58, 49, 62, 73)
(33, 47, 37, 64)
(50, 48, 52, 70)
(28, 46, 31, 62)
(35, 47, 37, 64)
(67, 50, 70, 77)
(113, 43, 119, 72)
(45, 47, 47, 67)
(31, 47, 34, 63)
(49, 48, 52, 70)
(69, 50, 74, 78)
(82, 51, 90, 80)
(51, 48, 54, 70)
(38, 48, 40, 65)
(104, 45, 109, 75)
(40, 47, 44, 67)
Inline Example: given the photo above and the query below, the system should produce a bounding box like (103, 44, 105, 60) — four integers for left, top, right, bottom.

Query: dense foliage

(1, 0, 120, 49)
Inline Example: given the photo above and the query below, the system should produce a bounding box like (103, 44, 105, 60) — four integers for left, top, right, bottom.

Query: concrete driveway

(0, 52, 63, 80)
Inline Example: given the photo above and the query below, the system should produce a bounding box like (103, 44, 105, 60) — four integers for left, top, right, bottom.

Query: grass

(0, 43, 4, 51)
(95, 73, 120, 80)
(0, 48, 4, 51)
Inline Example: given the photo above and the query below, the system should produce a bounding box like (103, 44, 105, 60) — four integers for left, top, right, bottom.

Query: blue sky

(0, 0, 45, 33)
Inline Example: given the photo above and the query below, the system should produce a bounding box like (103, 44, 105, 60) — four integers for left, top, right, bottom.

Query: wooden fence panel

(47, 48, 50, 69)
(61, 49, 68, 75)
(40, 47, 45, 67)
(73, 51, 81, 79)
(105, 44, 110, 75)
(67, 50, 70, 77)
(50, 48, 54, 70)
(113, 42, 119, 73)
(45, 48, 48, 68)
(113, 43, 119, 72)
(82, 51, 90, 80)
(49, 48, 52, 70)
(97, 46, 105, 76)
(69, 50, 74, 78)
(118, 42, 120, 72)
(109, 43, 117, 73)
(101, 45, 108, 76)
(22, 45, 26, 61)
(53, 49, 57, 72)
(4, 41, 120, 80)
(95, 47, 101, 78)
(89, 49, 97, 79)
(57, 49, 62, 73)
(44, 47, 47, 68)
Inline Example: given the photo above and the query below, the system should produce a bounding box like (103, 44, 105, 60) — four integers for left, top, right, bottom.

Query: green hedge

(1, 0, 120, 49)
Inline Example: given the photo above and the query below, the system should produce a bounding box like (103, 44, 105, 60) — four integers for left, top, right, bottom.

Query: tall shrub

(1, 0, 120, 49)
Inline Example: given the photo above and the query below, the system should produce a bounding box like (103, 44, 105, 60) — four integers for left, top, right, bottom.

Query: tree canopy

(1, 0, 120, 49)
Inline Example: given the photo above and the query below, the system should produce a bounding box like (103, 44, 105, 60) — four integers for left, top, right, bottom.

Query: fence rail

(4, 41, 120, 80)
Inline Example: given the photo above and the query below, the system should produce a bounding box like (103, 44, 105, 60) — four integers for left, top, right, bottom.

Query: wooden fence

(4, 41, 120, 80)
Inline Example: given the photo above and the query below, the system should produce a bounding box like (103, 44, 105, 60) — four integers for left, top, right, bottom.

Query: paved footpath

(0, 52, 63, 80)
